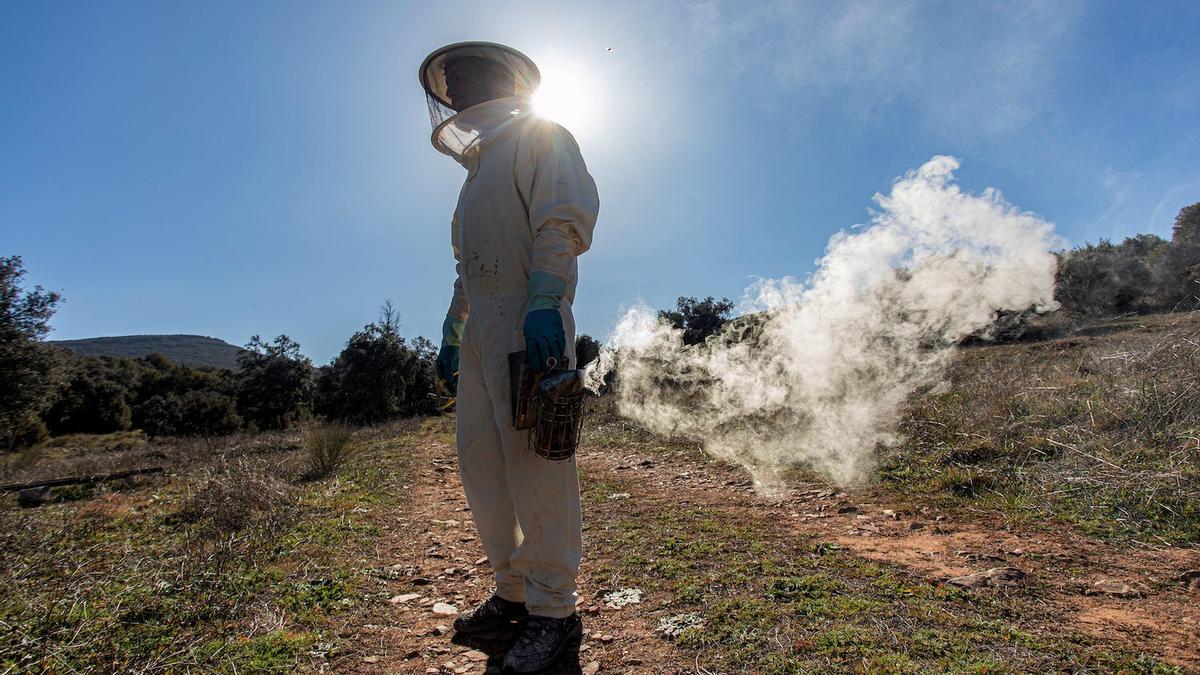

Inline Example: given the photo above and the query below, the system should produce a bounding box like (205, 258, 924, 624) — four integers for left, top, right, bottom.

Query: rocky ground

(331, 416, 1198, 674)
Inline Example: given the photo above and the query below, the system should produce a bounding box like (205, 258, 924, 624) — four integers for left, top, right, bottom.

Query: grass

(305, 422, 356, 478)
(579, 469, 1181, 673)
(878, 311, 1200, 545)
(0, 418, 423, 672)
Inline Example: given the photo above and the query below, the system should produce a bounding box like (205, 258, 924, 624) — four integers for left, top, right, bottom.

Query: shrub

(658, 296, 734, 346)
(315, 303, 438, 423)
(237, 335, 315, 430)
(306, 423, 355, 478)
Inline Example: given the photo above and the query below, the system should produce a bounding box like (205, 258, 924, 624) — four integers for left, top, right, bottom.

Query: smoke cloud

(590, 156, 1062, 487)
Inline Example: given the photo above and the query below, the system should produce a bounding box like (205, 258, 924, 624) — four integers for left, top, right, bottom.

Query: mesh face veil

(419, 42, 541, 159)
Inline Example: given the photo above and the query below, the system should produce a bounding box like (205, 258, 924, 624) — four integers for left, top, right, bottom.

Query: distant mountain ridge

(50, 334, 247, 371)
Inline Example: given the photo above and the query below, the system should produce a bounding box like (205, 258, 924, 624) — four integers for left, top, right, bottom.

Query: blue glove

(438, 315, 464, 393)
(524, 271, 568, 373)
(524, 309, 565, 373)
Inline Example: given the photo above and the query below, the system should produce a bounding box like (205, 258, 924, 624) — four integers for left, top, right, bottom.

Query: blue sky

(3, 1, 1198, 363)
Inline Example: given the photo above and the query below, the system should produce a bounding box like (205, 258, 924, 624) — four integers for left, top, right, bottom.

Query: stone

(602, 588, 643, 608)
(946, 567, 1026, 589)
(16, 486, 50, 508)
(1176, 569, 1200, 588)
(362, 655, 380, 663)
(389, 593, 421, 604)
(432, 602, 459, 615)
(582, 661, 601, 675)
(464, 650, 488, 662)
(431, 624, 450, 636)
(1089, 579, 1145, 598)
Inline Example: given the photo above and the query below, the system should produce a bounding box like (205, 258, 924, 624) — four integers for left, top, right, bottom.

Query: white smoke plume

(589, 156, 1062, 487)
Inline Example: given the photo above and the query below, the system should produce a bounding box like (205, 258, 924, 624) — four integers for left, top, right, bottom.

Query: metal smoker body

(509, 352, 586, 460)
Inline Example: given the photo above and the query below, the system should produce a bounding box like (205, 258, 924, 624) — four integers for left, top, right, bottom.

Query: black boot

(452, 594, 528, 634)
(502, 613, 582, 673)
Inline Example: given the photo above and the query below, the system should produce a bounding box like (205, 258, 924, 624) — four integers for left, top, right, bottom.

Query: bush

(237, 335, 315, 431)
(305, 423, 355, 478)
(658, 296, 734, 346)
(576, 333, 601, 367)
(315, 303, 438, 423)
(45, 366, 132, 434)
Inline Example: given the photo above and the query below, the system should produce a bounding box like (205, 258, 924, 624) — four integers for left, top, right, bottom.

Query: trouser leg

(482, 313, 583, 618)
(456, 335, 525, 602)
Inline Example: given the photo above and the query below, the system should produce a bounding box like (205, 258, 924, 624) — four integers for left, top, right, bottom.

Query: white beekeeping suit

(419, 42, 599, 628)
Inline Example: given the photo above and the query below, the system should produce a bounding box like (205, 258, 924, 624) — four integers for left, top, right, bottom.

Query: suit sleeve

(517, 120, 600, 283)
(447, 210, 469, 322)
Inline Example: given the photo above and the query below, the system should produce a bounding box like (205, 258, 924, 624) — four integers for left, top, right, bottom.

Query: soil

(333, 424, 1200, 674)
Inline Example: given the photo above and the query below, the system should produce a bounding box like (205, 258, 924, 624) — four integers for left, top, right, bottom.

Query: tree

(315, 302, 439, 423)
(1168, 202, 1200, 307)
(236, 335, 315, 430)
(658, 296, 735, 346)
(0, 256, 63, 449)
(575, 333, 601, 367)
(44, 365, 132, 434)
(1172, 202, 1200, 248)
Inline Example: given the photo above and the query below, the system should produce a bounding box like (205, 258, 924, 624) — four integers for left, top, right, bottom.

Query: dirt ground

(330, 419, 1199, 674)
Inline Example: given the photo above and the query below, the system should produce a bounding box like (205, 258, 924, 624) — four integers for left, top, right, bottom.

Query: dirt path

(335, 420, 1199, 673)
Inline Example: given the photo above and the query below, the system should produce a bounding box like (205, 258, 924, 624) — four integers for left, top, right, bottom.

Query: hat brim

(419, 42, 541, 109)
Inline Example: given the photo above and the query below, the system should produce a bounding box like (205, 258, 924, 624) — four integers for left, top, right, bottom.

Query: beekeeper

(419, 42, 599, 672)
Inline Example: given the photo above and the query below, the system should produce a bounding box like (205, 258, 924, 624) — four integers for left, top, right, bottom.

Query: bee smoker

(509, 352, 586, 460)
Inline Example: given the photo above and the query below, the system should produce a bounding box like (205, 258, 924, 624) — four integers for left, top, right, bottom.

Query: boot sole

(502, 620, 583, 673)
(453, 612, 528, 635)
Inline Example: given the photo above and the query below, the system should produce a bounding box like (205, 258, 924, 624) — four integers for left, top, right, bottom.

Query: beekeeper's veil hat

(419, 42, 541, 158)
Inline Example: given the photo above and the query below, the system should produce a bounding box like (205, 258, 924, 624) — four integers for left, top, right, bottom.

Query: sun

(530, 63, 593, 136)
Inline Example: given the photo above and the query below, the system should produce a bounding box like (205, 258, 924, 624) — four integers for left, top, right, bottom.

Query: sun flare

(531, 63, 593, 136)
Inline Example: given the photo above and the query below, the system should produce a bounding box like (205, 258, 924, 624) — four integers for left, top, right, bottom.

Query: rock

(16, 486, 50, 508)
(1089, 579, 1145, 598)
(837, 505, 859, 514)
(946, 567, 1026, 589)
(582, 661, 601, 675)
(1176, 570, 1200, 588)
(657, 612, 704, 639)
(602, 588, 642, 608)
(389, 593, 422, 604)
(362, 655, 380, 663)
(464, 649, 488, 662)
(908, 522, 925, 530)
(431, 624, 450, 636)
(432, 602, 459, 615)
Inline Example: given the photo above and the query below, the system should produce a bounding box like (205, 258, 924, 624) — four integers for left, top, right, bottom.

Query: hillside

(50, 334, 246, 370)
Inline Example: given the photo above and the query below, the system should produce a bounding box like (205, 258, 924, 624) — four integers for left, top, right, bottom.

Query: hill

(50, 334, 246, 370)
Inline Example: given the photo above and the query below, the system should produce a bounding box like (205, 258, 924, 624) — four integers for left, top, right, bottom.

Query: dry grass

(304, 423, 356, 479)
(0, 418, 422, 672)
(882, 311, 1200, 544)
